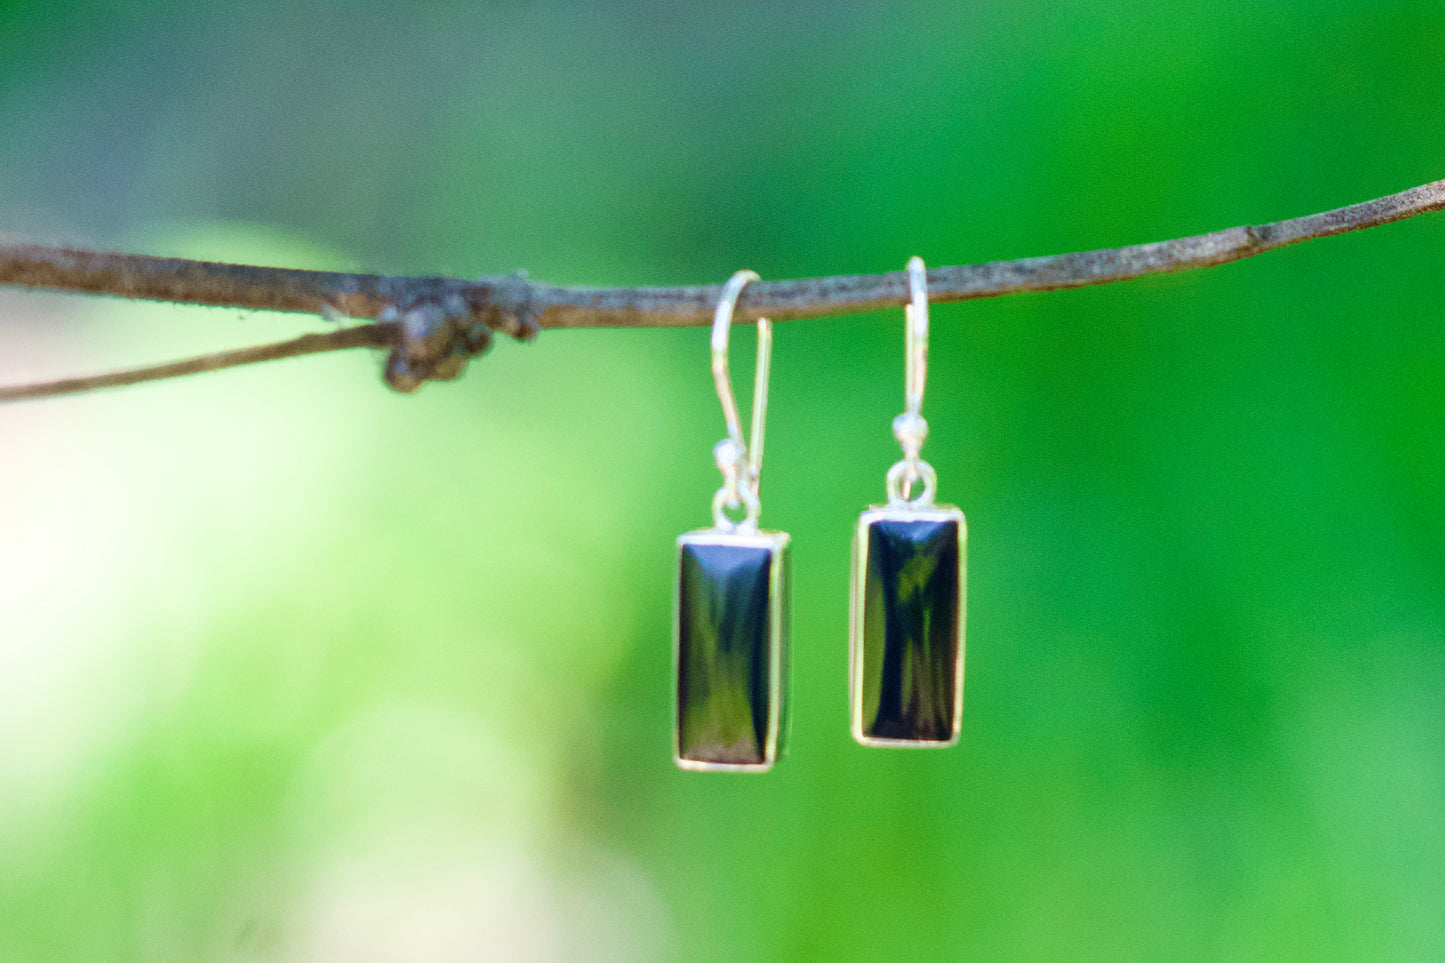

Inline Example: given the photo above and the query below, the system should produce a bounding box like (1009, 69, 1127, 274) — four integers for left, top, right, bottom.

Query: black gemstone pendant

(851, 506, 965, 746)
(675, 531, 790, 771)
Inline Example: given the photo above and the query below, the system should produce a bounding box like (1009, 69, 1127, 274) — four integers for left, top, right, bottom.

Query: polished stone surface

(856, 515, 962, 743)
(676, 538, 786, 768)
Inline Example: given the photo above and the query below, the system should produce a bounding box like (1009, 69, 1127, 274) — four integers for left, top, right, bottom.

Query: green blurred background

(0, 1, 1442, 960)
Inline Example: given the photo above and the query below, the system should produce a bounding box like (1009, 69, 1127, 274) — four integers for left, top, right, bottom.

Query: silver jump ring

(712, 484, 762, 531)
(886, 458, 938, 507)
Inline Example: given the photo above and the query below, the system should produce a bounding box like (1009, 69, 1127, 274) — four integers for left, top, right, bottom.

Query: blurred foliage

(0, 0, 1443, 960)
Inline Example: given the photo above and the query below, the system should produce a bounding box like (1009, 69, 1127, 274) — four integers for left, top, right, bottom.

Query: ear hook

(711, 269, 772, 531)
(887, 256, 938, 506)
(903, 255, 928, 424)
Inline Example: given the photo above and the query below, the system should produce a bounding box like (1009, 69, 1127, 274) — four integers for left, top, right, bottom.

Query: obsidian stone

(856, 515, 962, 743)
(676, 537, 787, 768)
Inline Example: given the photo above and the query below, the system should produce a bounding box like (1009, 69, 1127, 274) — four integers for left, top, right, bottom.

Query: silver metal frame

(674, 528, 791, 772)
(849, 503, 966, 748)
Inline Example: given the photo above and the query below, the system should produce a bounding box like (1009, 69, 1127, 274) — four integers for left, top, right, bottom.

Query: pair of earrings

(673, 258, 966, 772)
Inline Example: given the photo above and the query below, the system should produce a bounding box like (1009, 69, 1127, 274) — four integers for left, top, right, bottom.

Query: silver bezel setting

(849, 504, 966, 748)
(674, 528, 791, 772)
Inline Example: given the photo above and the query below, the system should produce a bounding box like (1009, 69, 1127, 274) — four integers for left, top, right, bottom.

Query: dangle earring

(850, 257, 966, 747)
(674, 271, 790, 772)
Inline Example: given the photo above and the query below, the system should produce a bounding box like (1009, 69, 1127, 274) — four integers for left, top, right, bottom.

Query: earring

(850, 257, 966, 747)
(674, 271, 790, 772)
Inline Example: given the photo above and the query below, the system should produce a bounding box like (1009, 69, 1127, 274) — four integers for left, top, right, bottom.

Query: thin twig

(0, 177, 1441, 400)
(0, 324, 393, 402)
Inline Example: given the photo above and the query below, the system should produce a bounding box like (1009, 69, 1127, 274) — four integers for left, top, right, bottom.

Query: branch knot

(378, 272, 537, 393)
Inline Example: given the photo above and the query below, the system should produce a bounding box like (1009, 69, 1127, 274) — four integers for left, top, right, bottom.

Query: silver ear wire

(886, 256, 937, 506)
(711, 270, 772, 531)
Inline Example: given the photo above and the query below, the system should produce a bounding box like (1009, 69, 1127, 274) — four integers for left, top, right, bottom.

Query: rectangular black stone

(852, 507, 965, 746)
(675, 531, 789, 771)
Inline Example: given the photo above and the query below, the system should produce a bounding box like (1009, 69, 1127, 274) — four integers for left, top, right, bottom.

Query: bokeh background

(1, 1, 1443, 960)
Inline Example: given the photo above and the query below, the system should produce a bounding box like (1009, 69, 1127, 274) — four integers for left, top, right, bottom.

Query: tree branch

(2, 177, 1441, 400)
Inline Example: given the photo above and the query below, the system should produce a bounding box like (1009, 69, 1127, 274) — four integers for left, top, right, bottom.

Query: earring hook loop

(711, 269, 771, 531)
(887, 256, 937, 507)
(904, 255, 928, 424)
